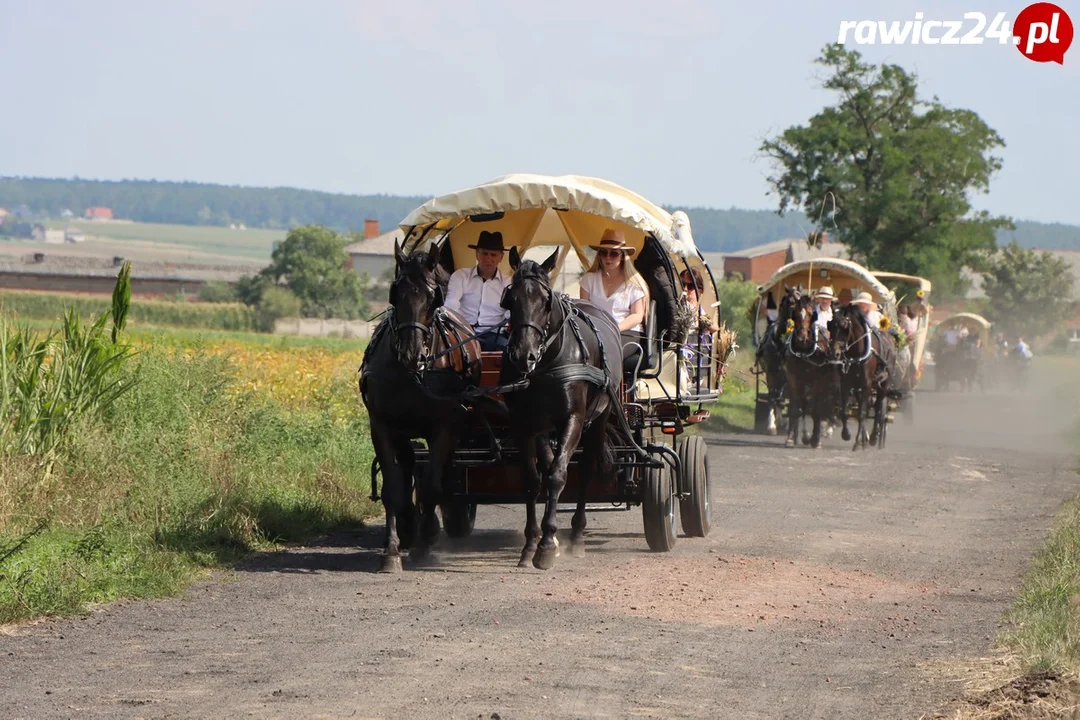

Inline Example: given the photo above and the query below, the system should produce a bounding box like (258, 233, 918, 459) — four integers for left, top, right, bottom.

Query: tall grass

(0, 266, 376, 624)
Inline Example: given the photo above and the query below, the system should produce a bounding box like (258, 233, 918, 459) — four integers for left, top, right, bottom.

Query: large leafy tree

(983, 242, 1074, 340)
(256, 225, 369, 319)
(760, 45, 1013, 299)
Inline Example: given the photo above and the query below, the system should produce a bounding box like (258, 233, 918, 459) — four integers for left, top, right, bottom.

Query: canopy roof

(397, 173, 700, 272)
(758, 258, 896, 305)
(935, 312, 992, 331)
(872, 271, 933, 295)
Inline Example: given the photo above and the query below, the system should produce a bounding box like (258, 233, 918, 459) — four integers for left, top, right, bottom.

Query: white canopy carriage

(397, 173, 726, 402)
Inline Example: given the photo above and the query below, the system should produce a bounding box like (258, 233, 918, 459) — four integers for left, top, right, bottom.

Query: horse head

(389, 239, 447, 373)
(503, 246, 559, 376)
(790, 294, 817, 352)
(829, 304, 862, 361)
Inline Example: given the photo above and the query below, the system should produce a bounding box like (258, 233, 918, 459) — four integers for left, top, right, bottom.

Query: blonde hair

(586, 250, 650, 298)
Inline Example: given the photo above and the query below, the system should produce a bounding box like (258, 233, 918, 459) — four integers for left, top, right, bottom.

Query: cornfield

(0, 290, 255, 332)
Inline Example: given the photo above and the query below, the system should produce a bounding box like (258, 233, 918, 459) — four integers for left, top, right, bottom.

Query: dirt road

(2, 379, 1077, 720)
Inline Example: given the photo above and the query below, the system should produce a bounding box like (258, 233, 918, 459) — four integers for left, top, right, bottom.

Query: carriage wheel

(677, 435, 712, 538)
(642, 454, 678, 552)
(440, 500, 477, 539)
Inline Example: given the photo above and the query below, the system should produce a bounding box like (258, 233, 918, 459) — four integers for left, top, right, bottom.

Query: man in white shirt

(444, 230, 513, 351)
(813, 286, 834, 335)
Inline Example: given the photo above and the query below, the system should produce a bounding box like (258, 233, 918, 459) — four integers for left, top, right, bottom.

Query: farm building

(85, 207, 114, 220)
(723, 235, 848, 283)
(345, 219, 401, 280)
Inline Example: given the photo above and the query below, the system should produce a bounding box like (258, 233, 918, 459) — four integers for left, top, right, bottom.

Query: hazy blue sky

(2, 0, 1077, 224)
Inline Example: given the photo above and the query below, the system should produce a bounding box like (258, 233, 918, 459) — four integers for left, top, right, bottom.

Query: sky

(1, 0, 1078, 225)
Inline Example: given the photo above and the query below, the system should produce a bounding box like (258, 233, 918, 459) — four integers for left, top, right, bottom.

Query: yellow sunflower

(879, 316, 892, 331)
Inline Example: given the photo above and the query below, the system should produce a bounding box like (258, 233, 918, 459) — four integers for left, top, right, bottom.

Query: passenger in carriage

(444, 230, 513, 352)
(897, 305, 918, 341)
(813, 286, 834, 335)
(579, 228, 649, 376)
(679, 267, 719, 386)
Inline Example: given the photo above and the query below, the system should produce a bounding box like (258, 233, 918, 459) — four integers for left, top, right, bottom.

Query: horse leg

(371, 424, 405, 573)
(535, 414, 585, 570)
(784, 378, 800, 448)
(810, 383, 824, 449)
(801, 385, 813, 446)
(572, 410, 609, 558)
(852, 384, 868, 451)
(410, 429, 452, 563)
(518, 433, 542, 568)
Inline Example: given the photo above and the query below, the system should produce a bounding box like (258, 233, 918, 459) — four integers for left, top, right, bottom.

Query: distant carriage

(750, 259, 929, 436)
(929, 312, 992, 392)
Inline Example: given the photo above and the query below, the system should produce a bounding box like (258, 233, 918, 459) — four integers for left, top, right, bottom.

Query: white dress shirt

(444, 266, 510, 331)
(814, 304, 832, 333)
(580, 271, 646, 333)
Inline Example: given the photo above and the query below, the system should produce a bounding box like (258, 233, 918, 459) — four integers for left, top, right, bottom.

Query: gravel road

(2, 378, 1077, 720)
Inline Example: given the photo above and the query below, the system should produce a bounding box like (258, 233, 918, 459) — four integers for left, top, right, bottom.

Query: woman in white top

(579, 228, 648, 375)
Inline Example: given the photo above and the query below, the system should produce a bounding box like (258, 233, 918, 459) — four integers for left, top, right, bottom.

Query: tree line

(1, 177, 1076, 255)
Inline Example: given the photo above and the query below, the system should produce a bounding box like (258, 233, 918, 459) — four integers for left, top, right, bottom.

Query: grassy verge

(1, 335, 375, 625)
(697, 347, 757, 433)
(995, 358, 1080, 676)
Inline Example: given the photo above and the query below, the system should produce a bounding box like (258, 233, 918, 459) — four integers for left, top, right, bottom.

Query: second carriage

(750, 258, 932, 435)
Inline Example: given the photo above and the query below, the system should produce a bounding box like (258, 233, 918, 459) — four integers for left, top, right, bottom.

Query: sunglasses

(598, 249, 623, 258)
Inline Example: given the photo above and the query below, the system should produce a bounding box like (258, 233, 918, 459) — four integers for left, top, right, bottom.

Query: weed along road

(1, 379, 1076, 720)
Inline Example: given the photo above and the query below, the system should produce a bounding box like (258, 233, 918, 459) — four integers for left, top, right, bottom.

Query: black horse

(499, 248, 623, 570)
(782, 293, 833, 449)
(829, 304, 894, 451)
(756, 286, 802, 435)
(359, 241, 483, 572)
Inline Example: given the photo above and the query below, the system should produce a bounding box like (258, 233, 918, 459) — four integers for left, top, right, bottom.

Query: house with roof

(85, 206, 114, 221)
(723, 234, 848, 283)
(345, 219, 402, 280)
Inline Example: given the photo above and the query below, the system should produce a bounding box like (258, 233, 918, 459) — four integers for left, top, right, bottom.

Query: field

(20, 219, 286, 264)
(0, 310, 375, 624)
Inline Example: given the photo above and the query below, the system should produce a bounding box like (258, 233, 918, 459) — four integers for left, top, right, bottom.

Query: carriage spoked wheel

(642, 451, 678, 552)
(677, 435, 712, 538)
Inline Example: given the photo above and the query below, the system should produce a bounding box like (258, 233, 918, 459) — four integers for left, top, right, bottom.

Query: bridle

(388, 274, 444, 374)
(501, 271, 568, 375)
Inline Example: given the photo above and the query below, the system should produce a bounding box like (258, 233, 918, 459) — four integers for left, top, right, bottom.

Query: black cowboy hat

(468, 230, 512, 252)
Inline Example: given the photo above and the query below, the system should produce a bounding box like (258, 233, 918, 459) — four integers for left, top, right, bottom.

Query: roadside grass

(997, 357, 1080, 675)
(696, 347, 757, 433)
(0, 325, 376, 625)
(930, 356, 1080, 718)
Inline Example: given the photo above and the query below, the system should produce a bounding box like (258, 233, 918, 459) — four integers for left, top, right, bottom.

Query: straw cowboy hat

(467, 230, 513, 252)
(814, 286, 835, 300)
(853, 291, 876, 306)
(590, 228, 636, 256)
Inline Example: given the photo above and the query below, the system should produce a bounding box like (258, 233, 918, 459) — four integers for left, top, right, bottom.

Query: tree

(257, 225, 369, 319)
(982, 242, 1075, 340)
(759, 45, 1013, 300)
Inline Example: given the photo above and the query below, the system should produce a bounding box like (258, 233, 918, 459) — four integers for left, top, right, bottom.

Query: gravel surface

(1, 380, 1077, 720)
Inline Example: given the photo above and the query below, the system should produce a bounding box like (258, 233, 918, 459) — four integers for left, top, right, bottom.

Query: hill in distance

(2, 176, 1078, 255)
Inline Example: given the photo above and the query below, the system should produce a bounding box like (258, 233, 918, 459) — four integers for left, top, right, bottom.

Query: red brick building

(724, 236, 848, 284)
(85, 207, 114, 220)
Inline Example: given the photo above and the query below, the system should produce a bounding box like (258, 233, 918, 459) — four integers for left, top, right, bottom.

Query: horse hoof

(767, 428, 777, 436)
(784, 438, 795, 448)
(379, 555, 403, 573)
(811, 441, 822, 450)
(841, 429, 851, 442)
(570, 540, 586, 558)
(518, 550, 535, 568)
(533, 546, 558, 570)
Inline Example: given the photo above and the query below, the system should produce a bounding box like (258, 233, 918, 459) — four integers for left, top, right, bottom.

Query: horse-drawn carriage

(361, 174, 728, 570)
(750, 259, 929, 448)
(928, 312, 992, 392)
